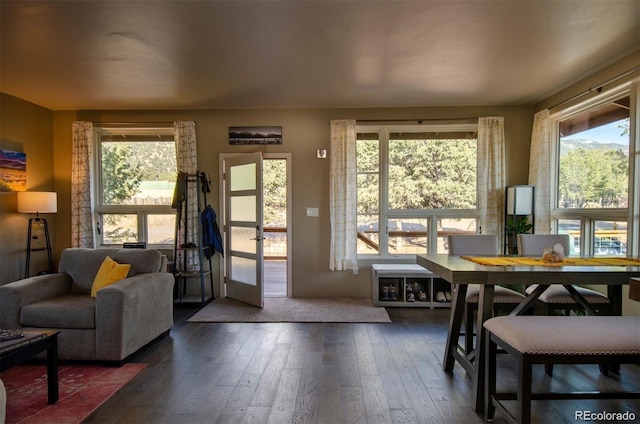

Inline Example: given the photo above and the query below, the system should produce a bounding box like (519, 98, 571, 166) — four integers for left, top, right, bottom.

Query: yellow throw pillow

(90, 256, 131, 297)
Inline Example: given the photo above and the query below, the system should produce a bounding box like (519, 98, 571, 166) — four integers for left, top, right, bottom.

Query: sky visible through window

(567, 120, 629, 145)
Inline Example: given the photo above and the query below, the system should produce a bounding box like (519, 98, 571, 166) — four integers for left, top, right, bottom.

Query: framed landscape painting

(229, 126, 282, 145)
(0, 149, 26, 192)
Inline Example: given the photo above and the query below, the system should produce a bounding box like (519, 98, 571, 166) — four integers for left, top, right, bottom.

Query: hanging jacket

(201, 205, 224, 258)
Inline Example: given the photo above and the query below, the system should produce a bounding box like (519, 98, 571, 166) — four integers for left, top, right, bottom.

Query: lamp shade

(17, 191, 58, 214)
(506, 186, 533, 215)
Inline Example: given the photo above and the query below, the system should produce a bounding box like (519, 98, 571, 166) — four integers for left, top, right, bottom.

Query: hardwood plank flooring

(83, 306, 639, 424)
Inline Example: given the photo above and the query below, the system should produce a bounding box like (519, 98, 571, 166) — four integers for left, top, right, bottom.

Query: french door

(223, 152, 264, 307)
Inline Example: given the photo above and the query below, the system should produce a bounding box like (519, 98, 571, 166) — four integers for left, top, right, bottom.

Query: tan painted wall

(49, 105, 534, 298)
(3, 52, 635, 307)
(0, 93, 54, 284)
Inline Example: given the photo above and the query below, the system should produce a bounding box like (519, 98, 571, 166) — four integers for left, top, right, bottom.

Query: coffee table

(0, 330, 60, 404)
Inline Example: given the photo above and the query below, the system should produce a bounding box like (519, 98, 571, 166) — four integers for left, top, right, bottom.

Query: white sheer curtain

(477, 117, 506, 242)
(329, 120, 358, 273)
(71, 121, 95, 248)
(528, 109, 552, 234)
(174, 121, 199, 271)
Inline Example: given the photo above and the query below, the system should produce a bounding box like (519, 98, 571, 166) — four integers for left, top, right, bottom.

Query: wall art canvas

(0, 149, 27, 192)
(229, 126, 282, 145)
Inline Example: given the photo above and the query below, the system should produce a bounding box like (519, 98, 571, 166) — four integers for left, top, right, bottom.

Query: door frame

(219, 152, 292, 298)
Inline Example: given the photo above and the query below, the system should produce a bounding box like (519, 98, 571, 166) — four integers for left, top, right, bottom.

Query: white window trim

(549, 82, 638, 256)
(356, 123, 480, 258)
(93, 127, 176, 247)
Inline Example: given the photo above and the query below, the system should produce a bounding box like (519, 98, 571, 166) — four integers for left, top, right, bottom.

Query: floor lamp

(18, 191, 57, 278)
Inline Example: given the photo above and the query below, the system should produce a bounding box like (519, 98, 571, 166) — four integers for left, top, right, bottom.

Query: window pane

(147, 214, 175, 244)
(357, 136, 379, 173)
(558, 97, 629, 209)
(387, 219, 427, 255)
(557, 219, 581, 255)
(357, 134, 379, 216)
(438, 218, 477, 253)
(101, 140, 176, 206)
(357, 174, 378, 214)
(594, 220, 627, 256)
(102, 214, 137, 244)
(357, 214, 379, 254)
(388, 136, 476, 210)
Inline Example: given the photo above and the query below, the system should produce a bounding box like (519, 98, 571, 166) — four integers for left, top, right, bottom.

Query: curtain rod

(92, 121, 175, 126)
(356, 117, 477, 123)
(548, 65, 640, 111)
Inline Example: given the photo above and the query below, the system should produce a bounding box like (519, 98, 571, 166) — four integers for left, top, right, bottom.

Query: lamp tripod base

(25, 217, 54, 278)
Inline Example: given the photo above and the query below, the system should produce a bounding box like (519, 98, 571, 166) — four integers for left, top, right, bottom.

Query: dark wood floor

(84, 306, 639, 424)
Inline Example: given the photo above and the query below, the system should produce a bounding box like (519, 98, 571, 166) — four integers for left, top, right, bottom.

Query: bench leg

(517, 354, 533, 424)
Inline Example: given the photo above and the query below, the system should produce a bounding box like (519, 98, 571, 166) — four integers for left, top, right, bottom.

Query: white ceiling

(1, 1, 638, 111)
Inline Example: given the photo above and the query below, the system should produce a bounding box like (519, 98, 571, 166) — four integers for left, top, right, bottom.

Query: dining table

(416, 254, 640, 413)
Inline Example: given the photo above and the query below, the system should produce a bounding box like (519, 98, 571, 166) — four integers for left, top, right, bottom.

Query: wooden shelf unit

(371, 264, 451, 309)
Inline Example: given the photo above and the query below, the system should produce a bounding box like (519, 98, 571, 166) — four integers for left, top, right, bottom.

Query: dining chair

(447, 234, 526, 356)
(516, 233, 611, 316)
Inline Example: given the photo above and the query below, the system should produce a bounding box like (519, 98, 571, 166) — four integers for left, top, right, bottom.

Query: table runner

(461, 256, 640, 267)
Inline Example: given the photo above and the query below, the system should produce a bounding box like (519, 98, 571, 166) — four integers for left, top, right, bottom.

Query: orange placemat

(461, 256, 640, 267)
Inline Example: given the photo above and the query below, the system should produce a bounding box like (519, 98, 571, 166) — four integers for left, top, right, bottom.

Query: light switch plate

(306, 207, 319, 217)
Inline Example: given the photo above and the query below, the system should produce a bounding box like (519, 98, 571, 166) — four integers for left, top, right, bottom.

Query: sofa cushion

(21, 295, 96, 329)
(60, 248, 163, 294)
(91, 256, 131, 297)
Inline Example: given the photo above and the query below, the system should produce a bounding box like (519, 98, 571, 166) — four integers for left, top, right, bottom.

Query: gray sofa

(0, 248, 174, 363)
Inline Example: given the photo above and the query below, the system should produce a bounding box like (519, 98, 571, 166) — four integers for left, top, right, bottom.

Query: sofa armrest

(95, 272, 174, 361)
(0, 273, 72, 329)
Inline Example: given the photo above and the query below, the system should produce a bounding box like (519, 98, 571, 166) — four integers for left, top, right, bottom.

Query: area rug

(187, 297, 392, 323)
(1, 363, 147, 424)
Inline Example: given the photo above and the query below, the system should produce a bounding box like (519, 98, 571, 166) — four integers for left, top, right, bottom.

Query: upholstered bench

(484, 315, 640, 424)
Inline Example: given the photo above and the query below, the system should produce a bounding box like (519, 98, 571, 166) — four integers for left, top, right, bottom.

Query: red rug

(1, 363, 147, 424)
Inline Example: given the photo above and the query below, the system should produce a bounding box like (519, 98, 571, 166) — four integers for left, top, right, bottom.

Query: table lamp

(18, 191, 57, 278)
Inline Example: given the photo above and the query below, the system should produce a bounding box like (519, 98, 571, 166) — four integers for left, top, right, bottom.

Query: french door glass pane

(231, 256, 257, 286)
(231, 226, 257, 254)
(230, 163, 257, 191)
(231, 195, 257, 222)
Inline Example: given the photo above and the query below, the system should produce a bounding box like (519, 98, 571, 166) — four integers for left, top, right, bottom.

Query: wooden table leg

(472, 284, 494, 413)
(443, 283, 467, 372)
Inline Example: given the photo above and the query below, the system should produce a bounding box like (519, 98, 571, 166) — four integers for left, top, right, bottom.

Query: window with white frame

(95, 128, 177, 247)
(553, 89, 635, 257)
(357, 124, 479, 257)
